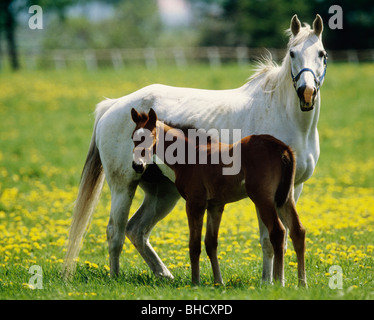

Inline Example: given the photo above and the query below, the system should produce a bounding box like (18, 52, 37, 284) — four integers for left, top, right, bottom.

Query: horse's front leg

(186, 201, 206, 285)
(205, 204, 224, 285)
(256, 206, 274, 284)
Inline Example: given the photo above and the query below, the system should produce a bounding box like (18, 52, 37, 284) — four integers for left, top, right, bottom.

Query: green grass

(0, 63, 373, 300)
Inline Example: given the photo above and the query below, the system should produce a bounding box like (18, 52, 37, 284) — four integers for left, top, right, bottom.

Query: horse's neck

(287, 92, 320, 135)
(255, 76, 320, 138)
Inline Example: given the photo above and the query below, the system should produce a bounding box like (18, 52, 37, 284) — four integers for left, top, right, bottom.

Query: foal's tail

(274, 145, 296, 208)
(63, 99, 114, 277)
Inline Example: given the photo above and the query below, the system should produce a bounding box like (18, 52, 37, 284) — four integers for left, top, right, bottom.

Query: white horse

(64, 15, 327, 284)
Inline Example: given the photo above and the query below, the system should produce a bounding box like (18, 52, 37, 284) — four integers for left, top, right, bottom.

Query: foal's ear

(290, 14, 301, 36)
(313, 14, 323, 37)
(131, 108, 141, 123)
(148, 108, 157, 127)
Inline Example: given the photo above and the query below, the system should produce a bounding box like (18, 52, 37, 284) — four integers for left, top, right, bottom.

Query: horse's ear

(313, 14, 323, 37)
(131, 108, 141, 123)
(148, 108, 157, 127)
(290, 14, 301, 36)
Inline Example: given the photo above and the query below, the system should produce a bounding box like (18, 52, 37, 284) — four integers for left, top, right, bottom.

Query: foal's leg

(186, 201, 206, 285)
(256, 202, 286, 286)
(280, 198, 307, 287)
(205, 205, 224, 285)
(256, 183, 304, 284)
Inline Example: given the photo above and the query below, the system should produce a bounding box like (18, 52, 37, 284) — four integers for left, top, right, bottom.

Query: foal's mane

(163, 121, 213, 145)
(248, 24, 315, 93)
(163, 121, 196, 136)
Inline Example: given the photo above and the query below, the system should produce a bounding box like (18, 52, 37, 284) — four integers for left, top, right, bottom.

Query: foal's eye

(290, 51, 295, 58)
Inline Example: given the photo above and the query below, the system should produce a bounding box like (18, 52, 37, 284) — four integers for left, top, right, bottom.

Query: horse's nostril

(297, 86, 306, 101)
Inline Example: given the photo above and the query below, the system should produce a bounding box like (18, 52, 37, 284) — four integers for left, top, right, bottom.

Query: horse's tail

(63, 99, 114, 277)
(274, 145, 296, 208)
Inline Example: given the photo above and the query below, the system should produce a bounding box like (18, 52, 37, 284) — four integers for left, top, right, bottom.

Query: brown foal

(131, 108, 307, 287)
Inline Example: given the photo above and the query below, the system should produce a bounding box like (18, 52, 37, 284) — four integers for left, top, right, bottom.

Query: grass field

(0, 63, 373, 300)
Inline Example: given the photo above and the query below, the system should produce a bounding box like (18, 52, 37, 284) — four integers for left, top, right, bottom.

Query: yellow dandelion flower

(22, 283, 35, 290)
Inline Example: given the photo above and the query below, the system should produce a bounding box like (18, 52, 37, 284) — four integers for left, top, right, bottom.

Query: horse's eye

(318, 50, 325, 58)
(290, 51, 295, 58)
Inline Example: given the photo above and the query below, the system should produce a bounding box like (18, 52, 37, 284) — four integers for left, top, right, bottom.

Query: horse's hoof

(156, 271, 174, 280)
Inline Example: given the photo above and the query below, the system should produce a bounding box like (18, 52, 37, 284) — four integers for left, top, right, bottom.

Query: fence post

(111, 50, 124, 71)
(26, 53, 37, 70)
(236, 47, 248, 66)
(207, 47, 221, 68)
(53, 52, 66, 70)
(85, 50, 97, 71)
(347, 50, 358, 64)
(173, 47, 187, 69)
(144, 48, 157, 69)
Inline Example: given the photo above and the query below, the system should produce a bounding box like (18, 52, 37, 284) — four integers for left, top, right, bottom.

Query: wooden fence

(22, 47, 374, 70)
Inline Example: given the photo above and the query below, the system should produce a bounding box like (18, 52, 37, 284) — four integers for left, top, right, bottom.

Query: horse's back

(96, 83, 249, 138)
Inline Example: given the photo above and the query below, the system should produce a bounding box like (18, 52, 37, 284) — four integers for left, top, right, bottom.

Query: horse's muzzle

(132, 160, 145, 174)
(297, 85, 317, 112)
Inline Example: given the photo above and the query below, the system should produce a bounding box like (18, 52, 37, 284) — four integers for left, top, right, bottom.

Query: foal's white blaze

(136, 128, 145, 135)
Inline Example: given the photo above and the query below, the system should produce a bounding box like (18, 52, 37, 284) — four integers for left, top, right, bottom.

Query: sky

(157, 0, 193, 27)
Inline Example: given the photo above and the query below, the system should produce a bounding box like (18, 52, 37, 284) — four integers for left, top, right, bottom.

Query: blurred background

(0, 0, 373, 71)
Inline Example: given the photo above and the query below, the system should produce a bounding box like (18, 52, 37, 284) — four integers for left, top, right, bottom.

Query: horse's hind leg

(126, 173, 180, 279)
(205, 204, 224, 285)
(106, 179, 138, 277)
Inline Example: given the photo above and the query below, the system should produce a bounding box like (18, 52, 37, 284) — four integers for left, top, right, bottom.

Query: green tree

(101, 0, 162, 48)
(43, 0, 162, 50)
(310, 0, 374, 50)
(196, 0, 311, 48)
(193, 0, 373, 50)
(0, 0, 20, 70)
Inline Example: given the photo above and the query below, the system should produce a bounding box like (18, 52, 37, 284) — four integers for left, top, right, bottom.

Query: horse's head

(289, 14, 327, 112)
(130, 108, 158, 174)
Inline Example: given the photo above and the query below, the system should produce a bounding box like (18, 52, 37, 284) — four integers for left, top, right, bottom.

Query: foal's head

(130, 108, 158, 174)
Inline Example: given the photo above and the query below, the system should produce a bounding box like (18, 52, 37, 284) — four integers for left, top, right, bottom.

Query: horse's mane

(248, 24, 314, 93)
